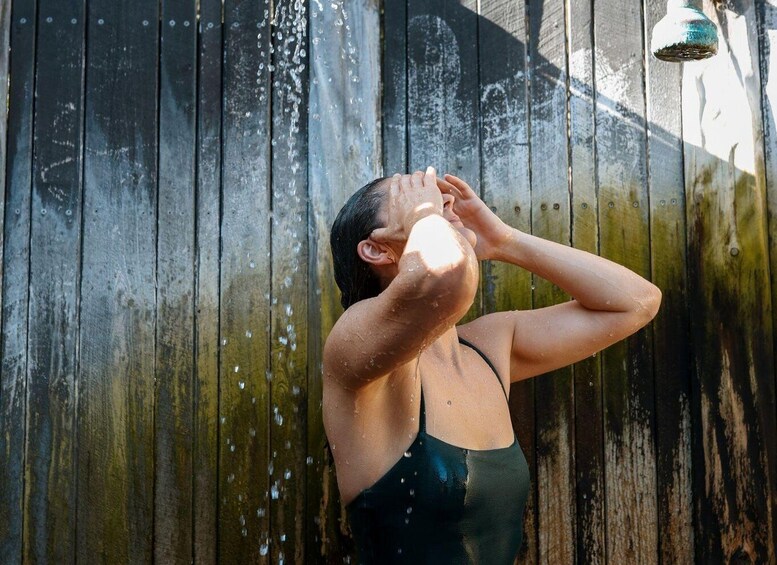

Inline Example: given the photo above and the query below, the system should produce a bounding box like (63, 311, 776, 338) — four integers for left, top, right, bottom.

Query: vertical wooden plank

(155, 1, 197, 563)
(407, 0, 480, 318)
(758, 3, 777, 491)
(567, 0, 605, 561)
(269, 1, 308, 562)
(76, 2, 158, 561)
(0, 1, 35, 562)
(383, 0, 406, 175)
(643, 0, 694, 563)
(527, 1, 576, 562)
(593, 0, 658, 562)
(683, 3, 777, 562)
(307, 0, 381, 560)
(0, 0, 10, 288)
(193, 0, 222, 562)
(23, 2, 85, 562)
(407, 0, 479, 177)
(219, 0, 271, 561)
(477, 3, 536, 563)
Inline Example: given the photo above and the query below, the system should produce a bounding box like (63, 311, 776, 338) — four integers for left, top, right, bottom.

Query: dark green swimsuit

(346, 337, 531, 564)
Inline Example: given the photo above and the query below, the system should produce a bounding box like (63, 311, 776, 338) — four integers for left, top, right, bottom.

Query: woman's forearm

(492, 228, 661, 315)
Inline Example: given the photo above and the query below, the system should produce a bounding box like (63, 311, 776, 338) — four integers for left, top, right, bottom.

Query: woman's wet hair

(330, 177, 388, 309)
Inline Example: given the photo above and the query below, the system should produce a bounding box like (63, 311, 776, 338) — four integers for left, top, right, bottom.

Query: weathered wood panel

(407, 0, 481, 320)
(0, 0, 10, 303)
(759, 5, 777, 494)
(76, 1, 159, 561)
(383, 0, 407, 175)
(23, 1, 85, 561)
(307, 0, 382, 560)
(193, 0, 223, 562)
(683, 3, 777, 562)
(593, 0, 657, 562)
(567, 0, 605, 562)
(192, 2, 222, 563)
(218, 0, 272, 561)
(644, 1, 694, 563)
(269, 1, 309, 561)
(155, 1, 197, 562)
(0, 1, 36, 562)
(527, 1, 576, 562)
(476, 3, 536, 563)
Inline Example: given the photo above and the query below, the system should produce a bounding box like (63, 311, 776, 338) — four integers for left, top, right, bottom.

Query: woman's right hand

(370, 167, 443, 245)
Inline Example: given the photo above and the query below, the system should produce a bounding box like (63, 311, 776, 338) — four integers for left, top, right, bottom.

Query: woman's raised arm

(439, 174, 661, 381)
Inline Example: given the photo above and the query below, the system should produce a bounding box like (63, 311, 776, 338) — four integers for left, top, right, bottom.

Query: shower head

(651, 0, 719, 62)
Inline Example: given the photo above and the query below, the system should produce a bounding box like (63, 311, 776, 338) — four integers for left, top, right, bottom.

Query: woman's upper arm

(508, 300, 657, 381)
(324, 266, 477, 390)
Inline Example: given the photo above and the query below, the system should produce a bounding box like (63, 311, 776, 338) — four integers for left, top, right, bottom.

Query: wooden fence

(1, 0, 776, 563)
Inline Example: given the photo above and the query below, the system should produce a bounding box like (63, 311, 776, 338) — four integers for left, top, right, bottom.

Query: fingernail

(426, 166, 434, 174)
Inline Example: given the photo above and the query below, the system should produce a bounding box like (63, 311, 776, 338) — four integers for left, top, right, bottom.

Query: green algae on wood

(218, 0, 272, 561)
(76, 0, 159, 560)
(154, 0, 197, 561)
(682, 2, 777, 560)
(594, 0, 659, 561)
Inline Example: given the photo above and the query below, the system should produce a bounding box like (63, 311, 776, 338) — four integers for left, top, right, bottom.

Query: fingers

(370, 227, 389, 243)
(436, 176, 463, 198)
(443, 173, 474, 194)
(410, 170, 424, 189)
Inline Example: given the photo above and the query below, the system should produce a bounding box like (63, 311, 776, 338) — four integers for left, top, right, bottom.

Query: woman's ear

(357, 238, 396, 266)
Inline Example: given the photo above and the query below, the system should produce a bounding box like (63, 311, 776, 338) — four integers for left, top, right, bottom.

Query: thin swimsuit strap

(419, 336, 507, 433)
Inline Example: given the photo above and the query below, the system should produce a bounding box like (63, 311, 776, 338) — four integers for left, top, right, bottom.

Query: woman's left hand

(436, 174, 513, 261)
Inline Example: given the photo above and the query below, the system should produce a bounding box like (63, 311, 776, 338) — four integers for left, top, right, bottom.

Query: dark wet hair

(330, 177, 388, 309)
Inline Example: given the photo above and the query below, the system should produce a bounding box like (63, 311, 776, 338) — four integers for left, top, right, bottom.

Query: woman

(323, 167, 661, 564)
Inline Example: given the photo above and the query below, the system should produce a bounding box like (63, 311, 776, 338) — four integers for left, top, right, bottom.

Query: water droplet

(230, 444, 236, 452)
(259, 543, 269, 556)
(227, 473, 235, 483)
(246, 330, 253, 338)
(41, 208, 47, 216)
(409, 489, 415, 496)
(271, 484, 280, 499)
(234, 365, 240, 373)
(241, 527, 248, 537)
(46, 16, 53, 23)
(249, 427, 256, 437)
(238, 381, 245, 389)
(280, 534, 287, 542)
(169, 19, 175, 26)
(403, 451, 412, 458)
(249, 261, 256, 269)
(142, 19, 149, 26)
(257, 507, 266, 517)
(447, 400, 452, 406)
(98, 18, 104, 25)
(239, 514, 246, 526)
(65, 209, 72, 216)
(220, 416, 227, 424)
(266, 370, 273, 382)
(292, 385, 300, 395)
(284, 469, 292, 479)
(306, 456, 313, 465)
(268, 461, 274, 475)
(406, 506, 413, 514)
